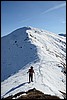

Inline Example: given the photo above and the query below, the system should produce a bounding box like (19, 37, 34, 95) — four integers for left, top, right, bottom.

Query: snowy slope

(1, 26, 66, 99)
(1, 27, 39, 82)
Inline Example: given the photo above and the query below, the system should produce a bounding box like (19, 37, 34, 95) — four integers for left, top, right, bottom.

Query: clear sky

(1, 1, 66, 37)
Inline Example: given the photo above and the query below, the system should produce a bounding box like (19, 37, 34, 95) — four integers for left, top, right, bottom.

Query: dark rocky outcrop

(2, 88, 60, 99)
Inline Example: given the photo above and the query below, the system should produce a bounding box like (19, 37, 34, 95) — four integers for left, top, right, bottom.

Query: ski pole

(34, 72, 36, 83)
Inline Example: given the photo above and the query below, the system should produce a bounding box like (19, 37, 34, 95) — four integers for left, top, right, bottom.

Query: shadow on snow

(3, 82, 29, 97)
(1, 27, 39, 81)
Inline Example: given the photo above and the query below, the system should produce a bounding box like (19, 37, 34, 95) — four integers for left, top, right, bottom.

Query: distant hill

(58, 33, 66, 37)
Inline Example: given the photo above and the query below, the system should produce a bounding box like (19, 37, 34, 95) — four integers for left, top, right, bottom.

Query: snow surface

(1, 26, 66, 99)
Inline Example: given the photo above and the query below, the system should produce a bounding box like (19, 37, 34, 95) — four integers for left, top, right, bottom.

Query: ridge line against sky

(1, 1, 66, 37)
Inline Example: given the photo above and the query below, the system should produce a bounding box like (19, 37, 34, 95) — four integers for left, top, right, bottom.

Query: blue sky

(1, 1, 66, 37)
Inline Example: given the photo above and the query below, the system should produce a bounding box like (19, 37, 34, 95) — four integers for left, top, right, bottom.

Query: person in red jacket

(27, 66, 34, 83)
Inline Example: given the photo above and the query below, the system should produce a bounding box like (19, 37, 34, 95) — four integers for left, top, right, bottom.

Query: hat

(31, 66, 33, 68)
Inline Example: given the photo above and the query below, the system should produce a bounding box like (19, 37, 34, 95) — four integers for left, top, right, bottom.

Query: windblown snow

(1, 26, 66, 99)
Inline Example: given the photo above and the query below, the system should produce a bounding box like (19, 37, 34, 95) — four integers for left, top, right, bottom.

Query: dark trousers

(29, 74, 33, 82)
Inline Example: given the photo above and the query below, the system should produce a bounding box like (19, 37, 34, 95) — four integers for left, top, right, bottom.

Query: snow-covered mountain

(1, 26, 66, 99)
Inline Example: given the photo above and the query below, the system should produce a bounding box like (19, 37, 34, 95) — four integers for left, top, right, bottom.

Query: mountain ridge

(1, 26, 66, 99)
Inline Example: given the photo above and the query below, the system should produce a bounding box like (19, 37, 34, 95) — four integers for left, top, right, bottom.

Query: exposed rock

(2, 88, 60, 99)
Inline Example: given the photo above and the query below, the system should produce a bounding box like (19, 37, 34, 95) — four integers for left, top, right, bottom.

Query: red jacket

(28, 68, 34, 75)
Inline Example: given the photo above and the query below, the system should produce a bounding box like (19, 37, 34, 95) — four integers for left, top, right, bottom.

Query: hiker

(27, 66, 35, 83)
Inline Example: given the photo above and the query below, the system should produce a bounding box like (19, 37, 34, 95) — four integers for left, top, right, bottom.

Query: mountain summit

(1, 26, 66, 99)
